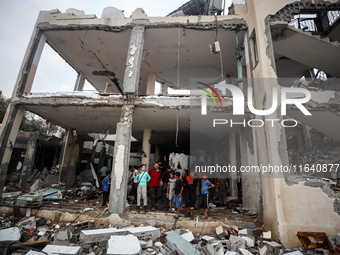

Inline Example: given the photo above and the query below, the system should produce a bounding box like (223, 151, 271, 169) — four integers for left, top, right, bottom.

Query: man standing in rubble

(148, 162, 162, 211)
(102, 171, 111, 207)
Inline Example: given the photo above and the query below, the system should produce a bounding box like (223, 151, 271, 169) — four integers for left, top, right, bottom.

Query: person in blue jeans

(200, 174, 215, 219)
(134, 164, 151, 213)
(102, 171, 111, 207)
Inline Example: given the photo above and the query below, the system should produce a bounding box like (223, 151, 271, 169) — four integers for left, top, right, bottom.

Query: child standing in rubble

(166, 171, 177, 212)
(134, 164, 151, 214)
(200, 174, 215, 219)
(102, 171, 111, 207)
(173, 172, 183, 219)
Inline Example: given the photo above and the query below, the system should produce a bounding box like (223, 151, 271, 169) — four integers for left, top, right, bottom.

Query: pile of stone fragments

(0, 214, 339, 255)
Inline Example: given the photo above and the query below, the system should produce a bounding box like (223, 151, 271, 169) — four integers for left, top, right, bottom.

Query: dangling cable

(175, 108, 179, 147)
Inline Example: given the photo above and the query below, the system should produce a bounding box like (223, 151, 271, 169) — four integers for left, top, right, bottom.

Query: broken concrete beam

(239, 248, 254, 255)
(42, 245, 81, 255)
(241, 236, 255, 247)
(166, 230, 197, 255)
(107, 235, 141, 255)
(181, 231, 195, 243)
(80, 226, 160, 243)
(0, 227, 21, 242)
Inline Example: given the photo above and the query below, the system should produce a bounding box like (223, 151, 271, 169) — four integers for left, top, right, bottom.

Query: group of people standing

(129, 162, 229, 219)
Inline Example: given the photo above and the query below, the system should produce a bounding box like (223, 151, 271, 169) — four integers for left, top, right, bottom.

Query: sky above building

(0, 0, 231, 98)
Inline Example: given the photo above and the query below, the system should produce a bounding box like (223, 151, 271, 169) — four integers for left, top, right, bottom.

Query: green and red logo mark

(197, 82, 222, 106)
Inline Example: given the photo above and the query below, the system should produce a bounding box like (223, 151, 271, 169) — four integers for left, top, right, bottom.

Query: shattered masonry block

(239, 248, 254, 255)
(230, 235, 246, 250)
(202, 235, 216, 243)
(226, 252, 238, 255)
(71, 220, 94, 233)
(128, 226, 160, 241)
(263, 231, 272, 240)
(262, 241, 283, 255)
(260, 245, 268, 255)
(17, 216, 36, 230)
(239, 229, 249, 236)
(216, 226, 224, 238)
(54, 230, 69, 246)
(42, 245, 81, 255)
(26, 251, 45, 255)
(220, 240, 231, 251)
(107, 235, 141, 255)
(80, 226, 160, 243)
(0, 227, 21, 242)
(283, 251, 304, 255)
(214, 242, 225, 255)
(166, 231, 197, 255)
(201, 243, 216, 255)
(241, 236, 255, 247)
(181, 231, 195, 243)
(159, 242, 177, 255)
(335, 233, 340, 246)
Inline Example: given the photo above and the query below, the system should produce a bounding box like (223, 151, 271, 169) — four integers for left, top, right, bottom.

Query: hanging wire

(175, 24, 181, 147)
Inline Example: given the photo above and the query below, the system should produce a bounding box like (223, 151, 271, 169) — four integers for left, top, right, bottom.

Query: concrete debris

(239, 229, 249, 236)
(202, 235, 217, 244)
(263, 231, 272, 240)
(335, 233, 340, 246)
(241, 236, 255, 247)
(17, 216, 36, 229)
(216, 226, 225, 238)
(166, 230, 197, 255)
(239, 248, 254, 255)
(53, 230, 69, 246)
(80, 226, 160, 243)
(107, 234, 141, 255)
(0, 227, 21, 242)
(181, 231, 195, 242)
(42, 244, 81, 254)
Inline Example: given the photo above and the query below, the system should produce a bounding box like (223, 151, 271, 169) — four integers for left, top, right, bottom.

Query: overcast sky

(0, 0, 195, 98)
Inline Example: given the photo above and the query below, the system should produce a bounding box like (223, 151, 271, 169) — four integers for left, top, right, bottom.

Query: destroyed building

(0, 0, 339, 251)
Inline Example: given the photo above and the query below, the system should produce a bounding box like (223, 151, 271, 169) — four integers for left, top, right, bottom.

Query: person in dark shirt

(216, 177, 229, 208)
(102, 171, 111, 207)
(183, 171, 198, 220)
(160, 166, 172, 210)
(172, 172, 183, 218)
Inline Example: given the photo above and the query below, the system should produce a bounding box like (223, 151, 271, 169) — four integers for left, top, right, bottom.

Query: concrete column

(146, 71, 156, 95)
(109, 25, 144, 214)
(0, 105, 25, 195)
(141, 129, 152, 171)
(59, 129, 80, 187)
(229, 132, 238, 198)
(154, 144, 161, 163)
(109, 105, 135, 214)
(0, 15, 48, 196)
(19, 133, 39, 188)
(162, 83, 168, 95)
(74, 72, 85, 91)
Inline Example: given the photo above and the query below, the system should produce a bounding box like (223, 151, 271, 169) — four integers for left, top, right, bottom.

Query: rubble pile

(0, 213, 339, 255)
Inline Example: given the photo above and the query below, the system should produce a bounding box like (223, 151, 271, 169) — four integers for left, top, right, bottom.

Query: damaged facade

(0, 0, 340, 251)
